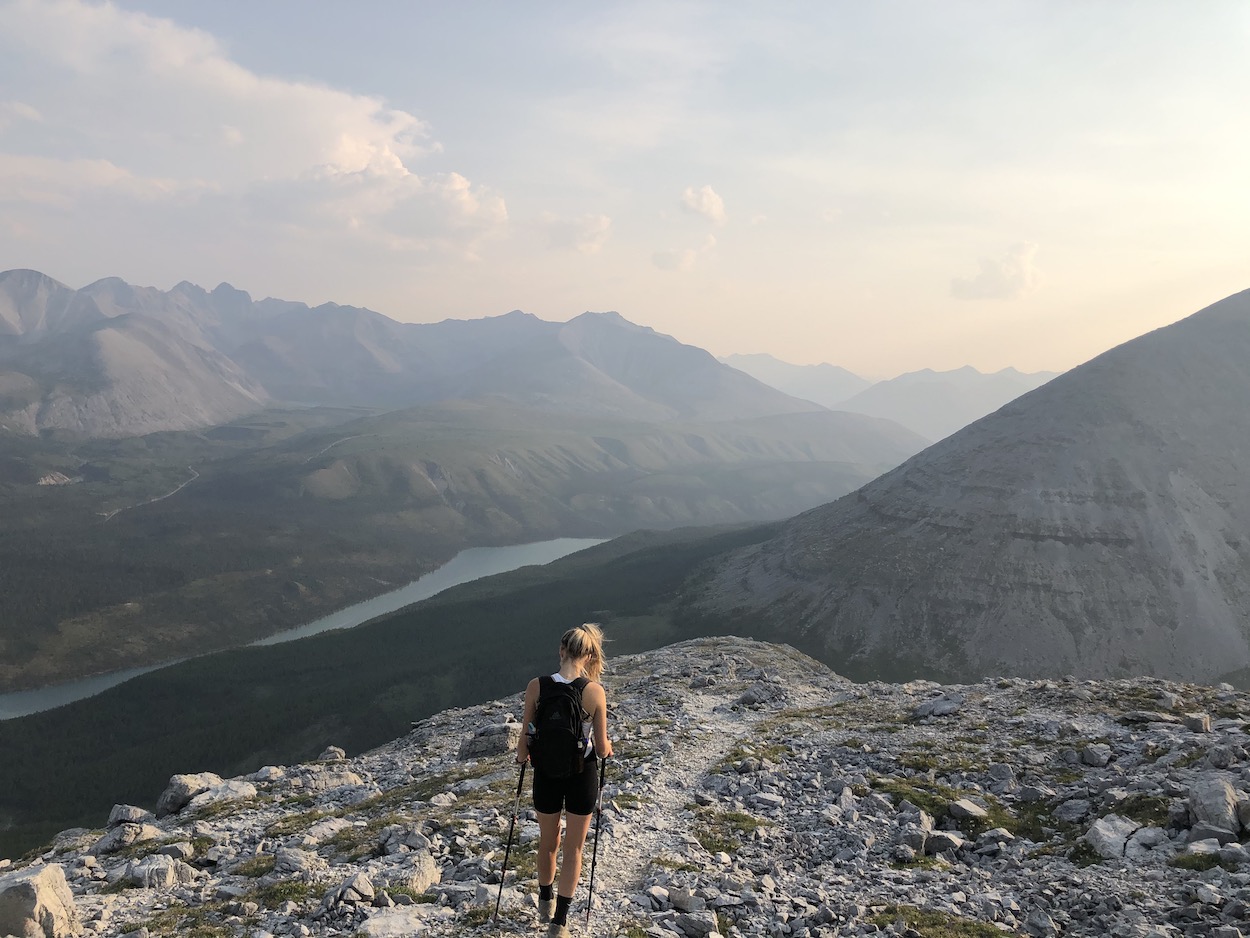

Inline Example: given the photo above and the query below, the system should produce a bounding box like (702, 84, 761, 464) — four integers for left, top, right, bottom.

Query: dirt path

(99, 465, 199, 522)
(589, 685, 764, 930)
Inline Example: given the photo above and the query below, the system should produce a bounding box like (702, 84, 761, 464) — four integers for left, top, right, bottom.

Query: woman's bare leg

(557, 811, 594, 898)
(536, 811, 562, 888)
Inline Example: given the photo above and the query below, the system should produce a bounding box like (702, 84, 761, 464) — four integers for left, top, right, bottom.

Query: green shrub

(869, 904, 1004, 937)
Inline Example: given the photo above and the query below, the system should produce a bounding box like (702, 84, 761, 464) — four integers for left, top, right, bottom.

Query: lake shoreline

(0, 536, 606, 720)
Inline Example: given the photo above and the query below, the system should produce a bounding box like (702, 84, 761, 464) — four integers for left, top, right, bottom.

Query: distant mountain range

(699, 288, 1250, 684)
(0, 270, 826, 437)
(722, 352, 1059, 441)
(719, 353, 871, 409)
(0, 269, 928, 692)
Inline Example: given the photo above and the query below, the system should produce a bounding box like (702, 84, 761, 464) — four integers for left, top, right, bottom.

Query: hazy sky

(1, 1, 1248, 376)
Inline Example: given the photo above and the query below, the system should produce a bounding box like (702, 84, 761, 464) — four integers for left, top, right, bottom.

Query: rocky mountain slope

(5, 637, 1250, 938)
(697, 289, 1250, 685)
(0, 271, 268, 437)
(0, 270, 835, 436)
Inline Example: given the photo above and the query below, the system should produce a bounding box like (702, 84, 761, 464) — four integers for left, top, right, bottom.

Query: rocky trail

(5, 637, 1250, 938)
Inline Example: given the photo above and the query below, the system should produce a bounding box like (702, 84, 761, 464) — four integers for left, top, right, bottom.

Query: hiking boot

(538, 896, 555, 923)
(547, 924, 571, 938)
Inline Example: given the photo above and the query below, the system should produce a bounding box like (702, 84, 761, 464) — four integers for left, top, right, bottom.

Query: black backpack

(529, 676, 590, 777)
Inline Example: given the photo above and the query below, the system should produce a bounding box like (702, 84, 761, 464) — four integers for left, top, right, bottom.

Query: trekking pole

(494, 762, 527, 922)
(584, 756, 607, 928)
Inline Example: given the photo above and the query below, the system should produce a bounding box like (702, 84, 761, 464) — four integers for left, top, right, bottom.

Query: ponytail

(561, 622, 606, 682)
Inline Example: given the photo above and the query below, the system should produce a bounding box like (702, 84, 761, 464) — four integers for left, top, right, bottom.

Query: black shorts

(532, 758, 599, 816)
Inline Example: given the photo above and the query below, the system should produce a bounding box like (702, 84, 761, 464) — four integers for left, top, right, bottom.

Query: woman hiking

(516, 623, 613, 938)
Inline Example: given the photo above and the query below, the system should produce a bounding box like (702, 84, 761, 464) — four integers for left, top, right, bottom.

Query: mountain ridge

(0, 270, 834, 436)
(696, 288, 1250, 684)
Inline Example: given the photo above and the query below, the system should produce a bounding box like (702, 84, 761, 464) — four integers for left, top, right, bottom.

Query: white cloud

(539, 212, 612, 253)
(0, 100, 41, 128)
(0, 0, 504, 261)
(681, 184, 727, 225)
(653, 234, 717, 272)
(951, 242, 1041, 301)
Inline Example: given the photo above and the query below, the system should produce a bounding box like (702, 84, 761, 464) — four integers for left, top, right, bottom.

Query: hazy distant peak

(0, 268, 69, 290)
(171, 280, 207, 297)
(82, 276, 130, 289)
(565, 309, 658, 334)
(211, 282, 254, 304)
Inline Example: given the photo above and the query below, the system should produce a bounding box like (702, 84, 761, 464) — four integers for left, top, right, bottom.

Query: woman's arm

(585, 682, 613, 759)
(516, 678, 539, 763)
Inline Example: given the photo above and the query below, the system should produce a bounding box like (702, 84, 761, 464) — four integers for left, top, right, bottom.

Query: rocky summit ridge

(4, 637, 1250, 938)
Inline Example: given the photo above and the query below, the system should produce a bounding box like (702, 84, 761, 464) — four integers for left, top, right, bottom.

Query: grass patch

(1170, 853, 1239, 873)
(896, 751, 987, 774)
(99, 878, 140, 894)
(869, 904, 1004, 937)
(385, 883, 438, 902)
(249, 877, 324, 909)
(1066, 840, 1102, 868)
(1116, 794, 1170, 828)
(234, 853, 276, 877)
(871, 777, 1014, 838)
(717, 740, 791, 769)
(462, 907, 493, 926)
(693, 808, 766, 854)
(189, 797, 257, 822)
(891, 854, 946, 870)
(113, 899, 235, 938)
(265, 807, 334, 837)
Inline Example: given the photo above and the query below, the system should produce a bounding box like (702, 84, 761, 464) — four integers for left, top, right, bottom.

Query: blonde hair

(561, 622, 606, 682)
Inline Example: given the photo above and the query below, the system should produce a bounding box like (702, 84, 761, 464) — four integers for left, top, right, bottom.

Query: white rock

(106, 805, 153, 829)
(949, 798, 988, 820)
(121, 855, 198, 889)
(1190, 772, 1240, 833)
(89, 823, 162, 856)
(155, 772, 224, 818)
(0, 864, 80, 938)
(1085, 814, 1139, 859)
(362, 905, 454, 936)
(305, 817, 353, 844)
(186, 780, 257, 812)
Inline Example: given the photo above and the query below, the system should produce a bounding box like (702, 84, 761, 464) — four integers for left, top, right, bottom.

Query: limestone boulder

(458, 723, 522, 760)
(0, 864, 80, 938)
(185, 780, 257, 813)
(155, 772, 224, 818)
(1085, 814, 1138, 859)
(120, 855, 198, 889)
(106, 805, 154, 829)
(391, 849, 441, 894)
(88, 823, 161, 856)
(1189, 772, 1240, 833)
